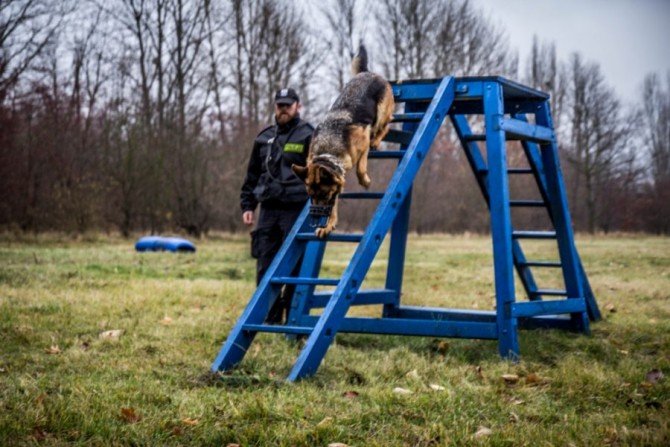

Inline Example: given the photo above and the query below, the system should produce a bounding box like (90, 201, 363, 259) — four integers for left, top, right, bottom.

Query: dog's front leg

(315, 201, 338, 239)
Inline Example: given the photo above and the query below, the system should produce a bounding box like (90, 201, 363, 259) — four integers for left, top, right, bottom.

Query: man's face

(274, 101, 300, 125)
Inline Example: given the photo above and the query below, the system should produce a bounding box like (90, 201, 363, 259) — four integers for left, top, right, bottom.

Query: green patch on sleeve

(283, 143, 304, 153)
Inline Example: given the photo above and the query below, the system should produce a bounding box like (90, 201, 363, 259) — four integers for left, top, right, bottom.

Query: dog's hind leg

(371, 84, 395, 149)
(349, 125, 372, 188)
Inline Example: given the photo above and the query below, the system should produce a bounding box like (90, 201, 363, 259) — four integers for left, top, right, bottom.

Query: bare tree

(525, 35, 566, 131)
(640, 72, 670, 233)
(431, 0, 517, 77)
(0, 0, 69, 102)
(319, 0, 363, 91)
(564, 53, 633, 232)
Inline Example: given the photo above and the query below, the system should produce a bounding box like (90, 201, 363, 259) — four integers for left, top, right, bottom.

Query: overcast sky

(469, 0, 670, 105)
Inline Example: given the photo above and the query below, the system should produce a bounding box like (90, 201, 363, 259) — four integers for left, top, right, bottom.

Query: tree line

(1, 0, 668, 236)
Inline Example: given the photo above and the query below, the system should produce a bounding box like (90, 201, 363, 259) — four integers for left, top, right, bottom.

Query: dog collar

(311, 154, 346, 177)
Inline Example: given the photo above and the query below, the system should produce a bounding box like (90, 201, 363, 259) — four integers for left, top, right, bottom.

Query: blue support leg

(534, 103, 590, 333)
(450, 114, 542, 302)
(483, 82, 519, 359)
(211, 206, 311, 372)
(383, 102, 425, 318)
(514, 113, 600, 322)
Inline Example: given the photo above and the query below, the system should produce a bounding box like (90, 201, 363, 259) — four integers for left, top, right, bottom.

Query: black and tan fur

(292, 45, 395, 238)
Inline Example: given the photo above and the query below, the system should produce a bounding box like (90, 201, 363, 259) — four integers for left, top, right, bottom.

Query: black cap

(275, 87, 299, 105)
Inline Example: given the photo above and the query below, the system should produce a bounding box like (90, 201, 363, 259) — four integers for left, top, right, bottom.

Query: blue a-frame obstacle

(212, 76, 601, 381)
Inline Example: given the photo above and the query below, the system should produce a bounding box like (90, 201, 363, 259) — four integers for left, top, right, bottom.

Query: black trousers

(254, 205, 303, 323)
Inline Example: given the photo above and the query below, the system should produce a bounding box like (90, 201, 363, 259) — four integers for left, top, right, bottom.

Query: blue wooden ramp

(212, 76, 601, 381)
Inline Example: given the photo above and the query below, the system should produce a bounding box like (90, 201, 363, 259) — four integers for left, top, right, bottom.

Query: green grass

(1, 233, 668, 446)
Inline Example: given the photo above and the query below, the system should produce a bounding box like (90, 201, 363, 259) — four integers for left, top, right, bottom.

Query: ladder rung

(499, 118, 554, 143)
(270, 277, 340, 286)
(463, 134, 523, 142)
(296, 233, 363, 243)
(530, 289, 569, 297)
(512, 298, 585, 318)
(368, 150, 405, 159)
(339, 192, 385, 199)
(512, 231, 557, 239)
(475, 168, 534, 175)
(519, 261, 562, 268)
(383, 129, 414, 146)
(463, 134, 486, 141)
(510, 200, 546, 207)
(242, 324, 313, 335)
(392, 113, 424, 123)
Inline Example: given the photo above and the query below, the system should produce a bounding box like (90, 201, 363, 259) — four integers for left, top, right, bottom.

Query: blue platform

(212, 76, 600, 381)
(135, 236, 196, 253)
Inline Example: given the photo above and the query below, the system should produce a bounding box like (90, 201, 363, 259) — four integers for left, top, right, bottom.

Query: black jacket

(240, 116, 314, 211)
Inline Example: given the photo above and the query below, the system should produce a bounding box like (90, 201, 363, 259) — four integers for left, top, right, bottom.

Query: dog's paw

(315, 227, 331, 239)
(359, 174, 371, 189)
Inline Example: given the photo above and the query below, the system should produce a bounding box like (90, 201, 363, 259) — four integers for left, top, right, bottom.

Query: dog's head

(292, 163, 344, 206)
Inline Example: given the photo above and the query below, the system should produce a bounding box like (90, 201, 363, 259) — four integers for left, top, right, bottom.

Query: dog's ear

(291, 164, 308, 182)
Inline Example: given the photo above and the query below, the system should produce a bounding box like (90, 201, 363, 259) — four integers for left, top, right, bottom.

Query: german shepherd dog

(292, 45, 395, 238)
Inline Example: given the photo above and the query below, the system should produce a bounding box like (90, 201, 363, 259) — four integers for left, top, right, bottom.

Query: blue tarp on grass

(135, 236, 196, 253)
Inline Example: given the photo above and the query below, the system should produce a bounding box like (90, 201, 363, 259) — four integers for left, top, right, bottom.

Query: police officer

(241, 88, 314, 324)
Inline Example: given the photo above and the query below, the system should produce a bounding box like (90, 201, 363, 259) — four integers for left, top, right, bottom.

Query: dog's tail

(351, 43, 368, 75)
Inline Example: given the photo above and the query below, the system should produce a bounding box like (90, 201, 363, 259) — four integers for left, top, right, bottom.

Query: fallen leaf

(342, 391, 359, 399)
(99, 330, 123, 340)
(605, 303, 617, 313)
(525, 373, 542, 385)
(32, 427, 48, 441)
(474, 426, 492, 438)
(161, 316, 173, 325)
(226, 444, 240, 447)
(509, 412, 519, 423)
(181, 418, 199, 426)
(502, 374, 519, 384)
(393, 387, 412, 395)
(435, 340, 449, 354)
(316, 416, 333, 427)
(429, 384, 445, 391)
(120, 407, 141, 423)
(45, 345, 61, 355)
(511, 398, 525, 405)
(645, 369, 664, 384)
(327, 443, 349, 447)
(618, 349, 629, 355)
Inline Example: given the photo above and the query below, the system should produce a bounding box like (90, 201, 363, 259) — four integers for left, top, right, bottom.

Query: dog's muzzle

(309, 204, 332, 228)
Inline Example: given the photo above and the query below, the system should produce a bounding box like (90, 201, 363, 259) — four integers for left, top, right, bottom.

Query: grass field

(1, 233, 669, 446)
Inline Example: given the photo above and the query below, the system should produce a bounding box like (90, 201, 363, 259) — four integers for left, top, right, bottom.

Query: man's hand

(242, 210, 254, 226)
